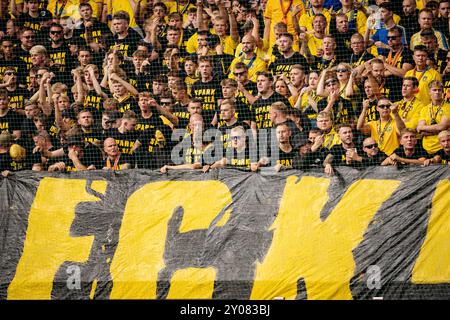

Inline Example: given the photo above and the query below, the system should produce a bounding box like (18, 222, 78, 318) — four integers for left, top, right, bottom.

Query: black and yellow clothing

(377, 76, 403, 103)
(443, 73, 450, 104)
(368, 117, 401, 156)
(7, 87, 30, 113)
(60, 144, 104, 172)
(108, 129, 139, 155)
(47, 43, 74, 80)
(251, 92, 291, 129)
(0, 110, 24, 134)
(109, 29, 142, 57)
(395, 97, 424, 130)
(224, 147, 253, 170)
(116, 94, 139, 115)
(328, 144, 362, 167)
(81, 129, 103, 146)
(171, 102, 191, 130)
(268, 52, 308, 77)
(393, 145, 429, 166)
(348, 51, 374, 69)
(385, 47, 414, 71)
(0, 59, 28, 86)
(191, 78, 222, 125)
(229, 55, 267, 82)
(310, 55, 341, 72)
(317, 97, 356, 126)
(104, 153, 133, 170)
(434, 149, 450, 165)
(17, 13, 45, 32)
(73, 19, 113, 45)
(217, 120, 250, 150)
(236, 81, 257, 107)
(419, 103, 450, 154)
(275, 146, 295, 167)
(292, 150, 326, 170)
(364, 99, 379, 123)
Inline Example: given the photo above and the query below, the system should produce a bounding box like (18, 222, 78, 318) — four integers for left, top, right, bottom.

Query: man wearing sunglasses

(0, 37, 28, 87)
(382, 26, 414, 79)
(360, 137, 388, 167)
(357, 97, 406, 156)
(0, 67, 29, 115)
(47, 23, 72, 82)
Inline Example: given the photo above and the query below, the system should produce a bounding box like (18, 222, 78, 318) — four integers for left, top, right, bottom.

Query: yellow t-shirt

(340, 9, 367, 35)
(65, 0, 102, 20)
(419, 103, 450, 154)
(306, 33, 323, 56)
(322, 129, 341, 149)
(102, 0, 138, 28)
(395, 98, 424, 130)
(404, 68, 442, 106)
(368, 118, 401, 156)
(186, 31, 239, 56)
(264, 0, 306, 47)
(165, 1, 196, 24)
(299, 8, 331, 33)
(47, 0, 80, 18)
(228, 55, 267, 82)
(410, 30, 448, 51)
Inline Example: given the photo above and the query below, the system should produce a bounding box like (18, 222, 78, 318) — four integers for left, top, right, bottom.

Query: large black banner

(0, 167, 449, 300)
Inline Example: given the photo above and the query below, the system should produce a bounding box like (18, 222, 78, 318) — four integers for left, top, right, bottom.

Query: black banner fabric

(0, 167, 449, 300)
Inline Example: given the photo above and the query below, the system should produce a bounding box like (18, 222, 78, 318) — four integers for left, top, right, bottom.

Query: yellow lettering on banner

(166, 268, 216, 299)
(412, 180, 450, 283)
(251, 176, 400, 300)
(8, 178, 107, 299)
(109, 181, 232, 299)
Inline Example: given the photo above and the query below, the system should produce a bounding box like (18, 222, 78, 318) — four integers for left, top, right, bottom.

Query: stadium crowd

(1, 0, 450, 176)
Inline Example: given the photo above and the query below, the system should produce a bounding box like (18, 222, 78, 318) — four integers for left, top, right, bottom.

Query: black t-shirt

(393, 145, 429, 164)
(399, 11, 421, 42)
(171, 102, 191, 130)
(73, 19, 113, 45)
(0, 58, 29, 86)
(116, 95, 140, 115)
(379, 76, 403, 102)
(17, 13, 45, 32)
(62, 144, 104, 172)
(15, 47, 33, 74)
(0, 110, 25, 134)
(217, 120, 250, 150)
(236, 81, 257, 106)
(274, 146, 295, 167)
(348, 51, 374, 69)
(360, 151, 387, 167)
(6, 87, 30, 113)
(292, 150, 326, 170)
(310, 55, 341, 72)
(434, 149, 450, 165)
(0, 150, 40, 172)
(269, 52, 309, 77)
(108, 129, 139, 155)
(317, 97, 356, 125)
(46, 42, 74, 79)
(191, 78, 222, 125)
(109, 29, 142, 57)
(364, 99, 380, 123)
(444, 73, 450, 104)
(81, 128, 103, 146)
(251, 92, 291, 129)
(429, 48, 447, 75)
(328, 144, 362, 167)
(334, 32, 353, 61)
(224, 147, 254, 170)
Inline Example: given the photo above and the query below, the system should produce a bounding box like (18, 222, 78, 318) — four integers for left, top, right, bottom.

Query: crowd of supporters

(1, 0, 450, 176)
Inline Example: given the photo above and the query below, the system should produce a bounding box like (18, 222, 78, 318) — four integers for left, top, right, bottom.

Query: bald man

(229, 35, 267, 82)
(103, 137, 132, 170)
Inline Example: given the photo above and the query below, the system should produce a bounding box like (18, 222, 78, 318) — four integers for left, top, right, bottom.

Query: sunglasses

(364, 143, 378, 149)
(387, 36, 400, 40)
(378, 104, 391, 109)
(160, 101, 173, 105)
(325, 80, 338, 86)
(336, 69, 349, 73)
(23, 35, 35, 39)
(233, 71, 246, 76)
(50, 30, 63, 35)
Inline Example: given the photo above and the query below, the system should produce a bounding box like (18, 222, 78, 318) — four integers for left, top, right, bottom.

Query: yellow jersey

(404, 67, 442, 106)
(368, 117, 401, 156)
(186, 31, 239, 56)
(228, 55, 267, 82)
(419, 103, 450, 154)
(395, 97, 424, 130)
